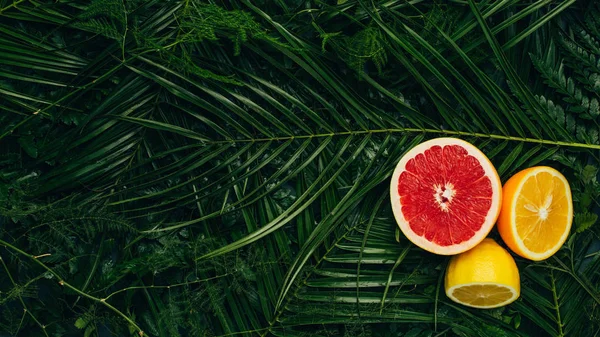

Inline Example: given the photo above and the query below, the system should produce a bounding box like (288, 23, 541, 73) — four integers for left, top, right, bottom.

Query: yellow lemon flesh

(497, 166, 573, 261)
(445, 238, 520, 309)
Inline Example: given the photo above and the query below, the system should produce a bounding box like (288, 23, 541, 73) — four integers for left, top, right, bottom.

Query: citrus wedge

(390, 138, 502, 255)
(497, 166, 573, 261)
(445, 238, 520, 309)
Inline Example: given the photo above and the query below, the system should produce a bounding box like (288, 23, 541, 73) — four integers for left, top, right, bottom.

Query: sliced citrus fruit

(390, 138, 502, 255)
(445, 238, 520, 309)
(497, 166, 573, 261)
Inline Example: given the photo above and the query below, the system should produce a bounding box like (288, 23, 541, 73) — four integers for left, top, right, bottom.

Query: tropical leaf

(0, 1, 599, 337)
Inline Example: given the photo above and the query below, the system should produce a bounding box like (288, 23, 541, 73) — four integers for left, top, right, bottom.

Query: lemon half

(445, 238, 520, 309)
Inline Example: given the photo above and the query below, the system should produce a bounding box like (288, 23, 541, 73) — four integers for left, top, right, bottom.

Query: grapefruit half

(390, 138, 502, 255)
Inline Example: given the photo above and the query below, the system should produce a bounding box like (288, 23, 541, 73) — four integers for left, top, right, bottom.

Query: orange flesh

(515, 172, 570, 254)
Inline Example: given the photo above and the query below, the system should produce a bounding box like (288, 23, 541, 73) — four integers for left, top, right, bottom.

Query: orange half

(497, 166, 573, 261)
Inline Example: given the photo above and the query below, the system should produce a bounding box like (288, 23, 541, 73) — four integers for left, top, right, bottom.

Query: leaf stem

(73, 233, 106, 308)
(551, 256, 600, 305)
(207, 128, 600, 150)
(0, 256, 50, 337)
(550, 270, 565, 337)
(0, 239, 145, 336)
(0, 0, 26, 14)
(103, 273, 231, 301)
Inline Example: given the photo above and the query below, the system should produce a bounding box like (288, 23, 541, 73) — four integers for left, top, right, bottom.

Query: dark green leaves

(1, 1, 599, 337)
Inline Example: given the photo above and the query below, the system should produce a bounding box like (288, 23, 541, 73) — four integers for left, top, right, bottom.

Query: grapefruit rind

(445, 283, 519, 309)
(390, 138, 502, 255)
(504, 166, 573, 261)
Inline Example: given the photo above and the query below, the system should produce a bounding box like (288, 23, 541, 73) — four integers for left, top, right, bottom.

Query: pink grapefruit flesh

(390, 138, 502, 255)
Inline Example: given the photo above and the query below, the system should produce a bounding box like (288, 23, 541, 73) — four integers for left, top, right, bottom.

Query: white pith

(524, 194, 553, 220)
(510, 167, 573, 260)
(434, 182, 456, 212)
(389, 138, 502, 255)
(446, 282, 519, 309)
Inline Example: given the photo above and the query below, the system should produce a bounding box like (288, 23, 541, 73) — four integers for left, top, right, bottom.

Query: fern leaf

(78, 0, 125, 24)
(178, 4, 283, 56)
(574, 25, 600, 56)
(343, 27, 388, 75)
(71, 18, 122, 40)
(574, 212, 598, 232)
(559, 34, 600, 74)
(584, 3, 600, 37)
(536, 96, 576, 134)
(530, 54, 599, 118)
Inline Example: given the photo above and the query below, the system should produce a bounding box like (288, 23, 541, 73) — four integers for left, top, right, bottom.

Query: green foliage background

(0, 0, 599, 336)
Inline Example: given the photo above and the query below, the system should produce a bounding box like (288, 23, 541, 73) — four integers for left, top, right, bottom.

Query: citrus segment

(390, 138, 502, 255)
(445, 238, 520, 309)
(447, 283, 518, 309)
(497, 166, 573, 261)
